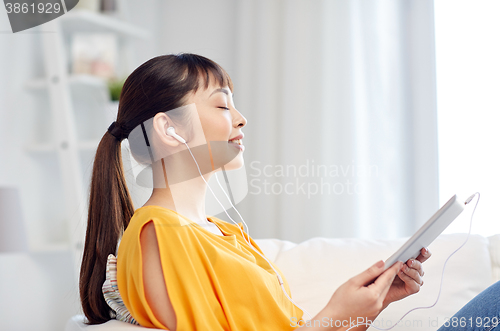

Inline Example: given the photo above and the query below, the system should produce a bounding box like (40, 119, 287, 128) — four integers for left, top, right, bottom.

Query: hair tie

(107, 121, 128, 142)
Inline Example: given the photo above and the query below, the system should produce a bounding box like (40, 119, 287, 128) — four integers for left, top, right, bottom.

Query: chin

(221, 153, 245, 171)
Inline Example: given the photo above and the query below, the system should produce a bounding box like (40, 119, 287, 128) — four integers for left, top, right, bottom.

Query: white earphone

(164, 126, 313, 321)
(166, 126, 186, 143)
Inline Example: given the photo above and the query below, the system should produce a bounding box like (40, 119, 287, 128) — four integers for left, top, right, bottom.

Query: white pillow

(102, 254, 139, 326)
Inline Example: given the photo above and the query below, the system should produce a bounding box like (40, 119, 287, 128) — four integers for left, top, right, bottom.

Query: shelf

(24, 74, 108, 91)
(59, 9, 150, 40)
(24, 139, 100, 153)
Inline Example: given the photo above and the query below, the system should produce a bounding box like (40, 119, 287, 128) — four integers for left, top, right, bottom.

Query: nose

(232, 108, 247, 128)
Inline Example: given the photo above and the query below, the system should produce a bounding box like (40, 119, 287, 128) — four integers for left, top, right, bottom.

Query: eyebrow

(210, 88, 233, 97)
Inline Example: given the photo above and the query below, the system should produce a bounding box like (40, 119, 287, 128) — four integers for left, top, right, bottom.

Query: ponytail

(79, 132, 135, 324)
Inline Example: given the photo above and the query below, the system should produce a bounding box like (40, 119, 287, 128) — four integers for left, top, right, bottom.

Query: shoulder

(133, 206, 190, 227)
(119, 207, 195, 256)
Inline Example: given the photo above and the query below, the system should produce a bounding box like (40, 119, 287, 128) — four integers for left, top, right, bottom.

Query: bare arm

(140, 221, 177, 330)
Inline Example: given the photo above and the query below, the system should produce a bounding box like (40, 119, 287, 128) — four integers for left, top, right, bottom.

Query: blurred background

(0, 0, 498, 330)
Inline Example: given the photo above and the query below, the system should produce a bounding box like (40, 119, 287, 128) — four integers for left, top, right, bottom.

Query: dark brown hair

(79, 53, 233, 325)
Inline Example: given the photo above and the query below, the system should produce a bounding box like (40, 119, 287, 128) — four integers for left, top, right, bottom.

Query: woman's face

(184, 79, 247, 172)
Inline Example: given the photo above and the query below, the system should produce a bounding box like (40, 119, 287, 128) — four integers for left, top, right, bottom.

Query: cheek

(204, 115, 232, 141)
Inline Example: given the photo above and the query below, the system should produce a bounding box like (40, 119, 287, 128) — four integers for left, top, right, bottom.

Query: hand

(382, 247, 432, 308)
(324, 260, 403, 327)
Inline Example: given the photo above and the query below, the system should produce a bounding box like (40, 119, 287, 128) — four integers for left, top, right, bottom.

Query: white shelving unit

(23, 9, 150, 279)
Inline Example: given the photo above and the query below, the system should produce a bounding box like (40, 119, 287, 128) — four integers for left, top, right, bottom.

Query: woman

(79, 53, 500, 330)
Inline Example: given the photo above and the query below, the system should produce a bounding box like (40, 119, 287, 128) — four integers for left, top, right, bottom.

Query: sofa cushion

(489, 234, 500, 284)
(255, 233, 492, 331)
(64, 315, 148, 331)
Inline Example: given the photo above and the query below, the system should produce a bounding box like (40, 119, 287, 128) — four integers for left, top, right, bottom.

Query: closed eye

(218, 107, 229, 110)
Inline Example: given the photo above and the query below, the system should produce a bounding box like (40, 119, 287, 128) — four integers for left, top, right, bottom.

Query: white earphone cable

(183, 142, 314, 322)
(213, 172, 314, 320)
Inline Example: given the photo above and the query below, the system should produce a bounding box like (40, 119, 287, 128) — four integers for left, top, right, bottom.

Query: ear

(152, 112, 182, 147)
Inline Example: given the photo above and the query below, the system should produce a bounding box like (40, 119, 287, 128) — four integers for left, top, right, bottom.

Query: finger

(378, 262, 402, 299)
(416, 247, 432, 263)
(372, 261, 402, 297)
(406, 259, 424, 277)
(401, 263, 423, 284)
(351, 260, 386, 286)
(398, 269, 422, 292)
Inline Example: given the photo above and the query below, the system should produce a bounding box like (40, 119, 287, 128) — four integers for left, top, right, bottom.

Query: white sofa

(66, 233, 500, 331)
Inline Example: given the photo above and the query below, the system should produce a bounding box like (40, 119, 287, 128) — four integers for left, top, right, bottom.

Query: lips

(228, 133, 243, 147)
(229, 134, 243, 141)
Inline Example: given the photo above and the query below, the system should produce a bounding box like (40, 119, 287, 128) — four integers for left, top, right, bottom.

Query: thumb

(373, 261, 402, 298)
(351, 260, 385, 286)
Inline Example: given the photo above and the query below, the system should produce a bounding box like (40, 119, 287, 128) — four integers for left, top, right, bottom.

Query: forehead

(199, 70, 232, 94)
(209, 87, 232, 98)
(183, 70, 233, 104)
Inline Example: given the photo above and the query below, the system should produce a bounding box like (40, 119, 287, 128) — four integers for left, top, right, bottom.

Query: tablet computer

(383, 194, 465, 271)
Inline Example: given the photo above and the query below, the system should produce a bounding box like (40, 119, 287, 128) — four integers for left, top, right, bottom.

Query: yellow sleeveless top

(116, 205, 304, 330)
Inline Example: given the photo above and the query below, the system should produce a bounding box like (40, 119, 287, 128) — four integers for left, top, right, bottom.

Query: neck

(145, 151, 213, 225)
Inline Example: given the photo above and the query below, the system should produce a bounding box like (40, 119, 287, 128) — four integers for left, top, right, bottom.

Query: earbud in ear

(166, 127, 186, 143)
